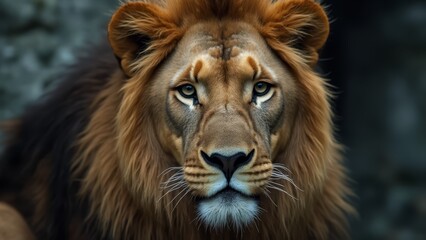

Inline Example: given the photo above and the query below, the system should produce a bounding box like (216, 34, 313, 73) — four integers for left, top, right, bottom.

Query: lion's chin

(196, 188, 259, 230)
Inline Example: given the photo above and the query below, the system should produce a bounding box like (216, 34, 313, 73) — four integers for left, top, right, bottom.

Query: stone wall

(322, 1, 426, 239)
(0, 0, 117, 119)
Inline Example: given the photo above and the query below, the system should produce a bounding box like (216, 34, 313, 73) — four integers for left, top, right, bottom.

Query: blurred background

(0, 0, 425, 239)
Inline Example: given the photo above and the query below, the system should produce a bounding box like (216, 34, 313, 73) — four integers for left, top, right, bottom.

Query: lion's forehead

(169, 50, 261, 88)
(202, 34, 253, 60)
(183, 21, 266, 59)
(167, 22, 282, 88)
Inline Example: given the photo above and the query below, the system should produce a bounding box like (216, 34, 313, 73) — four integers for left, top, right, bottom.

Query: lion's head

(155, 22, 300, 228)
(77, 0, 352, 238)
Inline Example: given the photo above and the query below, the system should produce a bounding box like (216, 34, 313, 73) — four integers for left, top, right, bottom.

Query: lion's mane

(0, 0, 354, 239)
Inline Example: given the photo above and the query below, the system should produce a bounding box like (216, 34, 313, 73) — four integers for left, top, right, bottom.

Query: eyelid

(173, 81, 194, 90)
(175, 83, 194, 90)
(172, 78, 198, 89)
(254, 79, 275, 87)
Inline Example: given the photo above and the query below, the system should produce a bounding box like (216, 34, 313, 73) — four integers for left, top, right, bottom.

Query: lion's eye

(178, 84, 197, 98)
(176, 84, 199, 106)
(253, 82, 271, 97)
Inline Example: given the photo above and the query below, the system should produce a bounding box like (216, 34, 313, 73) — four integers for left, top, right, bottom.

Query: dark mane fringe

(0, 40, 119, 239)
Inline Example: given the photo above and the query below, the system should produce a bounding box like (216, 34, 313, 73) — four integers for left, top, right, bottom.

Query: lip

(196, 186, 259, 201)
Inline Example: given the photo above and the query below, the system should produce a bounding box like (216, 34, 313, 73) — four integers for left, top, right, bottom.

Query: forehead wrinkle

(183, 29, 259, 88)
(198, 31, 247, 60)
(222, 50, 260, 84)
(190, 60, 203, 83)
(181, 20, 264, 61)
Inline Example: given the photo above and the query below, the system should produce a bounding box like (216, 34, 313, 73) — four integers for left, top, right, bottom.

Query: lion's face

(150, 22, 298, 228)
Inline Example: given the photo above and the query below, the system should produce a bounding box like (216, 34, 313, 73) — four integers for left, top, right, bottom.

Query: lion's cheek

(159, 129, 185, 165)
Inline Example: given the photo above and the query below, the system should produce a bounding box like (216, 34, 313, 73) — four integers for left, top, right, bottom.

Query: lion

(0, 0, 354, 239)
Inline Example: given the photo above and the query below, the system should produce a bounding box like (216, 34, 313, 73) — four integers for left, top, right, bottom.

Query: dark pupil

(256, 83, 266, 93)
(185, 86, 193, 92)
(181, 85, 195, 97)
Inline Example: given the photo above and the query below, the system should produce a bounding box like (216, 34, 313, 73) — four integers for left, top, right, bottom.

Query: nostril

(201, 150, 255, 182)
(201, 151, 223, 170)
(234, 149, 254, 169)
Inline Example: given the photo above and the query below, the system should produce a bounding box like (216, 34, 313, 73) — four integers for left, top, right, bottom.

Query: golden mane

(0, 0, 354, 239)
(68, 0, 354, 239)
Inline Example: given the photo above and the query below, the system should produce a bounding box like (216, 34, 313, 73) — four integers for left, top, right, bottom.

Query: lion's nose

(201, 150, 254, 181)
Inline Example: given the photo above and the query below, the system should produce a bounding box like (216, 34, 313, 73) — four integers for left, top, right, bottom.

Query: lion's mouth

(206, 186, 258, 201)
(195, 186, 260, 229)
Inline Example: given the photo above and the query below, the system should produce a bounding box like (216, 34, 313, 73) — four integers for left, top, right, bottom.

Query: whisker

(270, 174, 292, 182)
(160, 175, 185, 188)
(168, 186, 189, 206)
(158, 181, 186, 202)
(161, 180, 185, 189)
(271, 167, 303, 192)
(268, 180, 286, 188)
(162, 181, 186, 193)
(266, 184, 297, 201)
(262, 189, 277, 207)
(171, 188, 192, 213)
(158, 167, 187, 203)
(270, 172, 302, 191)
(272, 163, 292, 174)
(158, 166, 183, 177)
(164, 171, 184, 179)
(160, 171, 184, 187)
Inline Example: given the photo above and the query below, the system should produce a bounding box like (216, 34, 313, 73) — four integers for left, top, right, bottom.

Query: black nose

(201, 150, 254, 181)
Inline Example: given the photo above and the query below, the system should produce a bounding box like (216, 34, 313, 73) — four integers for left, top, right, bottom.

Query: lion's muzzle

(201, 150, 254, 182)
(180, 106, 272, 229)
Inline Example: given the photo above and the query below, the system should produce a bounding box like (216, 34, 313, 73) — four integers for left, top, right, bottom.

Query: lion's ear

(263, 0, 329, 65)
(108, 2, 178, 77)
